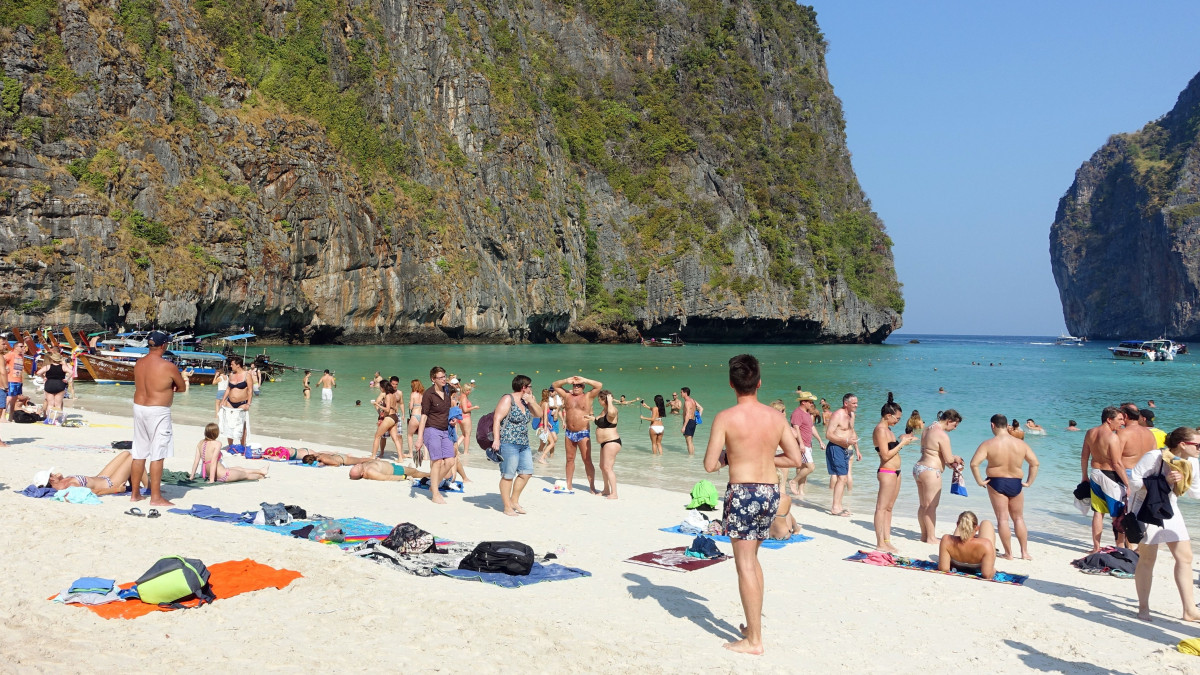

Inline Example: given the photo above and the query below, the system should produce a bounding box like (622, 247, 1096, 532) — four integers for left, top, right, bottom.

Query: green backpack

(686, 479, 719, 510)
(134, 556, 214, 607)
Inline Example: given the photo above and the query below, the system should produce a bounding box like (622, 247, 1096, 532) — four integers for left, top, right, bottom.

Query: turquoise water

(70, 334, 1200, 535)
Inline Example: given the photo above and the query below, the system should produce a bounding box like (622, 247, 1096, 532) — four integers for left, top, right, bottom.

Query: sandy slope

(1, 405, 1197, 674)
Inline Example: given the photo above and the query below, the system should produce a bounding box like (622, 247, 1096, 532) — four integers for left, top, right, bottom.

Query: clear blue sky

(811, 1, 1200, 336)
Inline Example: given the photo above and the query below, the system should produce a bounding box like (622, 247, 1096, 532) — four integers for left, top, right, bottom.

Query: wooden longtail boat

(79, 352, 217, 385)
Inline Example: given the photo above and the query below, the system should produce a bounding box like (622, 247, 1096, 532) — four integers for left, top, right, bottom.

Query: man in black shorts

(681, 386, 704, 456)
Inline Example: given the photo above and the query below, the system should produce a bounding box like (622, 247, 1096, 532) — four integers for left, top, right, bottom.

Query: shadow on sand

(624, 572, 741, 642)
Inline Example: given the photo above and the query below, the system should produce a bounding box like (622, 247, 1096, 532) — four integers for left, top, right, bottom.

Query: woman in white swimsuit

(536, 389, 559, 464)
(213, 366, 228, 417)
(913, 409, 964, 544)
(640, 394, 667, 455)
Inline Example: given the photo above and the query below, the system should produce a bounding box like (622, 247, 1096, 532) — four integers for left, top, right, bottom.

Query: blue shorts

(826, 442, 849, 476)
(723, 483, 781, 540)
(499, 442, 533, 479)
(566, 429, 590, 443)
(7, 382, 21, 397)
(423, 428, 456, 461)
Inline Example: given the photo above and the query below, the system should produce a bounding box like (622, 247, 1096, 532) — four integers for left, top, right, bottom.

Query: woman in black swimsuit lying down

(33, 451, 148, 496)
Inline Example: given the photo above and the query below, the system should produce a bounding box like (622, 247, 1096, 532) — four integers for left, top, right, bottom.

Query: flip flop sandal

(125, 507, 145, 517)
(147, 509, 161, 518)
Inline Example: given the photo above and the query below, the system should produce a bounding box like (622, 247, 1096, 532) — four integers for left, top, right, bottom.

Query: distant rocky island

(0, 0, 901, 344)
(1051, 70, 1200, 340)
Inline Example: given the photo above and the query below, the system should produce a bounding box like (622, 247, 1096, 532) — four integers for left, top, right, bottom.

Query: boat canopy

(221, 333, 257, 341)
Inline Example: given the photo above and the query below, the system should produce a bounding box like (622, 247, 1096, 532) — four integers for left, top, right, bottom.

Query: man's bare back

(133, 353, 183, 407)
(1117, 424, 1155, 470)
(705, 401, 801, 483)
(977, 434, 1034, 478)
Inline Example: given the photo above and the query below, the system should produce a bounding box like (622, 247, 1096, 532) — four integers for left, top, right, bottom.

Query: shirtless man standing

(703, 354, 802, 655)
(825, 393, 860, 516)
(1117, 403, 1156, 478)
(969, 414, 1040, 560)
(1081, 406, 1127, 552)
(681, 387, 704, 456)
(552, 375, 602, 493)
(131, 331, 185, 506)
(318, 369, 336, 401)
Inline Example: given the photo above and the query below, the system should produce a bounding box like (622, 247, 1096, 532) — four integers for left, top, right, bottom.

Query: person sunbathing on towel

(32, 451, 147, 496)
(348, 458, 430, 481)
(300, 452, 375, 467)
(937, 511, 997, 579)
(769, 491, 803, 540)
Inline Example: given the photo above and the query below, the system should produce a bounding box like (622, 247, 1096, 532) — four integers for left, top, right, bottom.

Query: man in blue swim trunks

(825, 393, 860, 516)
(969, 414, 1040, 560)
(552, 375, 602, 494)
(4, 342, 25, 419)
(703, 354, 802, 656)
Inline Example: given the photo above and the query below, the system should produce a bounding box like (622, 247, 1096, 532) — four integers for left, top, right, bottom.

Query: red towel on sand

(70, 559, 302, 620)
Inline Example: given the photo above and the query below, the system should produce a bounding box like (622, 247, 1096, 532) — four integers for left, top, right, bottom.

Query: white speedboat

(1055, 335, 1086, 346)
(1109, 339, 1180, 361)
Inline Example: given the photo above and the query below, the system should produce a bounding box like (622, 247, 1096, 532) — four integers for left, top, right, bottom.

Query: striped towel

(1086, 467, 1126, 517)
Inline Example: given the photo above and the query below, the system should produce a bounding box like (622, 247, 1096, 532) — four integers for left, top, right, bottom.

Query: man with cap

(1140, 409, 1166, 449)
(787, 392, 821, 497)
(131, 330, 185, 506)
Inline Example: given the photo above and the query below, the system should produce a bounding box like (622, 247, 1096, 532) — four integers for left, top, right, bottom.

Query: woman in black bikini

(370, 379, 403, 459)
(219, 356, 253, 447)
(588, 389, 622, 499)
(37, 351, 71, 425)
(872, 392, 915, 553)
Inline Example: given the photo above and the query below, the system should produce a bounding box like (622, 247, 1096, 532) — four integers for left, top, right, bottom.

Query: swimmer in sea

(1066, 419, 1080, 431)
(1024, 418, 1046, 435)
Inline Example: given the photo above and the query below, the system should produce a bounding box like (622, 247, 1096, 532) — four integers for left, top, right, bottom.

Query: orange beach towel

(69, 559, 302, 620)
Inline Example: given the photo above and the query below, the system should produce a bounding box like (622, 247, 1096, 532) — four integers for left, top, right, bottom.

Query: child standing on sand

(189, 423, 269, 484)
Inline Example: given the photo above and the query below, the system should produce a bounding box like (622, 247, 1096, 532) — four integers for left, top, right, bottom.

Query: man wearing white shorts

(787, 392, 821, 497)
(132, 331, 185, 506)
(318, 370, 335, 401)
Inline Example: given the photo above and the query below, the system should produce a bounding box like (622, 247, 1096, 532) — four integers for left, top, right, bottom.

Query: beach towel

(52, 487, 101, 504)
(19, 485, 57, 499)
(434, 562, 591, 588)
(414, 478, 464, 493)
(843, 551, 1028, 585)
(350, 540, 478, 576)
(625, 546, 728, 573)
(1081, 467, 1126, 517)
(1071, 546, 1138, 576)
(66, 559, 302, 620)
(244, 517, 393, 549)
(167, 504, 252, 523)
(659, 525, 812, 548)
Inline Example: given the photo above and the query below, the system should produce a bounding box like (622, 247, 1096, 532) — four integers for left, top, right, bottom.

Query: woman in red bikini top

(872, 392, 915, 553)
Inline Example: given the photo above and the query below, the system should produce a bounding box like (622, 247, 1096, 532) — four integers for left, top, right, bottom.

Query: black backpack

(476, 412, 495, 451)
(458, 541, 534, 576)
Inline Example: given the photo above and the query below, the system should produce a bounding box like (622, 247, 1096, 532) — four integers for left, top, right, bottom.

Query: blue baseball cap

(146, 331, 171, 346)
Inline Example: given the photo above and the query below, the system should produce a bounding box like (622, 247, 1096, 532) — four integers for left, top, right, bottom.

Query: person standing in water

(318, 369, 336, 401)
(641, 395, 667, 455)
(681, 387, 704, 456)
(825, 393, 860, 517)
(131, 331, 185, 506)
(302, 370, 311, 399)
(873, 393, 915, 552)
(703, 354, 802, 655)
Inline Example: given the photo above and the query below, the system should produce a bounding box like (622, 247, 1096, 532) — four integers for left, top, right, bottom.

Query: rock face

(0, 0, 902, 343)
(1051, 71, 1200, 340)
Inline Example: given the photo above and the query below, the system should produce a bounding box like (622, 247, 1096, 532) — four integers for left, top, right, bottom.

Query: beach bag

(11, 410, 41, 423)
(111, 440, 133, 450)
(381, 523, 436, 554)
(1119, 512, 1145, 544)
(284, 505, 307, 520)
(686, 480, 719, 511)
(245, 444, 264, 459)
(476, 412, 496, 451)
(134, 556, 213, 606)
(458, 541, 535, 576)
(310, 520, 345, 543)
(694, 410, 703, 425)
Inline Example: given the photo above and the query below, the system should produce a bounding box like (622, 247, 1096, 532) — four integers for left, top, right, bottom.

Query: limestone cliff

(0, 0, 902, 343)
(1051, 70, 1200, 340)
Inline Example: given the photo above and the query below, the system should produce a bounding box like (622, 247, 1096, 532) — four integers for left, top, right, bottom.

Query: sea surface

(69, 334, 1200, 538)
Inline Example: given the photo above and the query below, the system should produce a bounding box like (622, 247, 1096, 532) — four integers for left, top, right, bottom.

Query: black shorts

(683, 420, 696, 437)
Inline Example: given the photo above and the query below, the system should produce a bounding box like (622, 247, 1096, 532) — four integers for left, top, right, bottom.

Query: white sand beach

(2, 404, 1198, 674)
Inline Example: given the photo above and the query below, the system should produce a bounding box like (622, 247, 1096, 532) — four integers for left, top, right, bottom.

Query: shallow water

(68, 334, 1200, 539)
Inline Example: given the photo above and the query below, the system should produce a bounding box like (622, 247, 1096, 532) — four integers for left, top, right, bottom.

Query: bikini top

(595, 412, 617, 429)
(875, 440, 900, 453)
(229, 380, 248, 389)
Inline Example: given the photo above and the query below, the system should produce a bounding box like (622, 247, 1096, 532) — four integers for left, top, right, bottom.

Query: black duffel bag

(458, 541, 535, 576)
